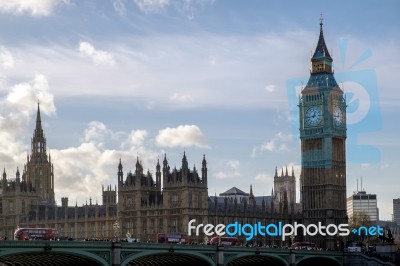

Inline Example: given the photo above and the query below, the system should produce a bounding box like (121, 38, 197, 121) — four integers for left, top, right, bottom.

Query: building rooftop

(219, 187, 249, 196)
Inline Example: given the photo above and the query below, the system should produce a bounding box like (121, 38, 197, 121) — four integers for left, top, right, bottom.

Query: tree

(348, 211, 372, 244)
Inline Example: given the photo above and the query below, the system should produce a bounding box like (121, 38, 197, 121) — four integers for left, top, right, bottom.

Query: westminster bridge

(0, 241, 395, 266)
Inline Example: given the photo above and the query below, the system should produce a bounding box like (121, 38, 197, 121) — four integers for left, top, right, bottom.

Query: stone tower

(299, 18, 347, 249)
(274, 166, 296, 214)
(0, 103, 56, 237)
(162, 153, 209, 239)
(23, 103, 55, 204)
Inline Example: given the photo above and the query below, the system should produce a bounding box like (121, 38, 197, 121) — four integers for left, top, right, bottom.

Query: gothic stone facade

(0, 104, 301, 243)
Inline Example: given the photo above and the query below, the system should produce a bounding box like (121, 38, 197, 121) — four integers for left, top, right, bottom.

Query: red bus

(210, 236, 238, 246)
(14, 228, 59, 240)
(156, 233, 189, 244)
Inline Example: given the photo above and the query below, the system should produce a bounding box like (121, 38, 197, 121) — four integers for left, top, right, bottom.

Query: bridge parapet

(0, 241, 350, 266)
(0, 240, 112, 266)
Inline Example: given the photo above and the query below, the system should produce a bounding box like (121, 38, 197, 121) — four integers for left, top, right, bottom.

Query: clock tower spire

(299, 18, 347, 250)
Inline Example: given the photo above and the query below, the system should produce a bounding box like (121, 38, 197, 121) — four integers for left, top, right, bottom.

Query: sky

(0, 0, 399, 221)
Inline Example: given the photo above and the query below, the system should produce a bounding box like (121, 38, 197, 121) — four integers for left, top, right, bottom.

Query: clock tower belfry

(299, 17, 347, 249)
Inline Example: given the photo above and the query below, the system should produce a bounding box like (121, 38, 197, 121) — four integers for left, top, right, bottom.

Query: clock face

(305, 106, 322, 127)
(333, 106, 344, 126)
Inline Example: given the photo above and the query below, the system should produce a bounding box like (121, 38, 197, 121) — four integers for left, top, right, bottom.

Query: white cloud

(261, 141, 275, 152)
(215, 160, 241, 180)
(51, 122, 157, 205)
(83, 121, 113, 148)
(265, 84, 275, 93)
(79, 42, 116, 66)
(254, 173, 273, 182)
(4, 31, 317, 108)
(171, 93, 193, 102)
(0, 0, 69, 17)
(5, 74, 56, 116)
(0, 47, 14, 69)
(227, 160, 239, 170)
(133, 0, 170, 14)
(121, 129, 148, 149)
(156, 125, 209, 148)
(113, 0, 127, 16)
(254, 173, 274, 192)
(132, 0, 215, 18)
(215, 171, 240, 180)
(252, 132, 294, 157)
(0, 74, 56, 168)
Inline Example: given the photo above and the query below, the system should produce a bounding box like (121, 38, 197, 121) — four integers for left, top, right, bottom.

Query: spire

(118, 158, 122, 170)
(274, 166, 278, 178)
(163, 153, 168, 166)
(2, 168, 6, 180)
(312, 13, 332, 61)
(285, 165, 288, 176)
(36, 100, 43, 132)
(182, 151, 188, 171)
(305, 15, 338, 88)
(156, 157, 161, 173)
(292, 166, 295, 177)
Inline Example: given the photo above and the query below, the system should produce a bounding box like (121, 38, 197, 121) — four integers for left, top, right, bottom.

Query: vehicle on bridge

(209, 236, 238, 246)
(14, 227, 59, 240)
(156, 232, 189, 244)
(291, 241, 316, 250)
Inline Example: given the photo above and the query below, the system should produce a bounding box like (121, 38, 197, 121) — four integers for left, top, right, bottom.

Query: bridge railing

(0, 240, 112, 249)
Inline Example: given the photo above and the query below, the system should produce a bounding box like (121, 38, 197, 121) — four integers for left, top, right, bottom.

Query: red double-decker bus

(14, 228, 59, 240)
(156, 233, 189, 244)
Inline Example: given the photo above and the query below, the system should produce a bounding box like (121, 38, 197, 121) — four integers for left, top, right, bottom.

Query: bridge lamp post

(336, 232, 342, 251)
(113, 220, 120, 242)
(290, 233, 295, 247)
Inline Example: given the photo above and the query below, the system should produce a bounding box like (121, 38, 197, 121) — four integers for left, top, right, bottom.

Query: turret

(201, 154, 207, 184)
(182, 151, 188, 181)
(61, 197, 68, 207)
(135, 157, 143, 184)
(2, 168, 6, 190)
(118, 159, 123, 185)
(156, 158, 161, 190)
(249, 185, 255, 206)
(16, 167, 21, 187)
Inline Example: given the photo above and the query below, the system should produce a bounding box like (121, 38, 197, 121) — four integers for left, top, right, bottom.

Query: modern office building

(347, 191, 379, 223)
(394, 198, 400, 226)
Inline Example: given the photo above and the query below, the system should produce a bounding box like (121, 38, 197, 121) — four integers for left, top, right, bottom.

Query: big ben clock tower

(299, 17, 347, 249)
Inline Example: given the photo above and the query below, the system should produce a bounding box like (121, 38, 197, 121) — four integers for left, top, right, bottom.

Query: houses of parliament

(0, 103, 301, 243)
(0, 19, 347, 249)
